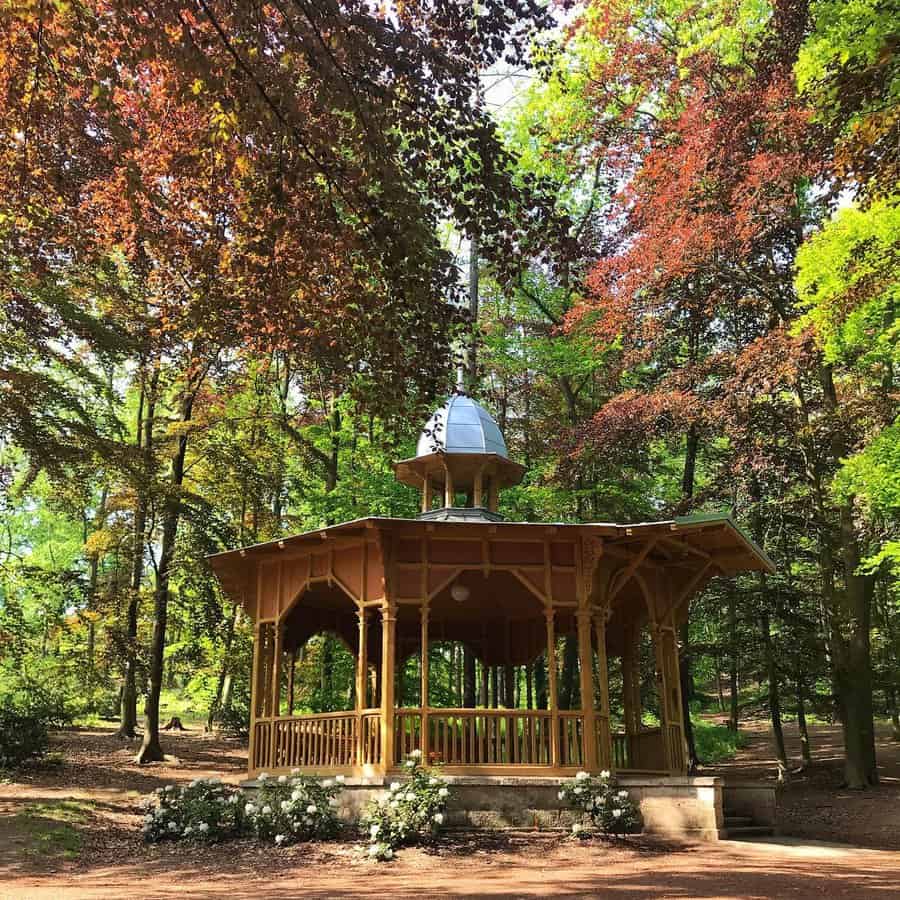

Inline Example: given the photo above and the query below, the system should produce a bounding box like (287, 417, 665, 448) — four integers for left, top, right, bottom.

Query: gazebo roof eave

(205, 510, 774, 576)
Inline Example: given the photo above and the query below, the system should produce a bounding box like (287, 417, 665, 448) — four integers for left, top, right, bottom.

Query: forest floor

(0, 722, 898, 898)
(699, 716, 900, 849)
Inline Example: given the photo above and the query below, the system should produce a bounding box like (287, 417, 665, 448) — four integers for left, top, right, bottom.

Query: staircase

(722, 811, 775, 839)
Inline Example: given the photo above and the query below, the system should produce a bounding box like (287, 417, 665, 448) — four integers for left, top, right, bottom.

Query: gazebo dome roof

(416, 393, 508, 458)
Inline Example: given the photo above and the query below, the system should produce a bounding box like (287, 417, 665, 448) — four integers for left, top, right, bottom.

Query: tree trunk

(526, 663, 533, 710)
(797, 674, 813, 768)
(728, 591, 739, 732)
(136, 381, 196, 764)
(206, 603, 239, 731)
(463, 649, 476, 708)
(760, 606, 789, 783)
(559, 636, 579, 710)
(479, 659, 488, 708)
(119, 373, 156, 740)
(535, 656, 547, 710)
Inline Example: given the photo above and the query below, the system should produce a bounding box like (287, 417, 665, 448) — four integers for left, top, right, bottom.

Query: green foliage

(245, 773, 344, 845)
(143, 778, 245, 843)
(0, 709, 49, 769)
(692, 720, 747, 764)
(796, 199, 900, 366)
(361, 753, 451, 860)
(558, 770, 641, 838)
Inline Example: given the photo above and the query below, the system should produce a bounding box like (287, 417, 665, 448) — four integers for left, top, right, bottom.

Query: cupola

(393, 393, 525, 521)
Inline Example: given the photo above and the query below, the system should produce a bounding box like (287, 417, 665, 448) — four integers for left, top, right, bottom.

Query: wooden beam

(609, 539, 658, 602)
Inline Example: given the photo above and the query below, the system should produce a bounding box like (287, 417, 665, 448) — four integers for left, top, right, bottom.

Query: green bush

(245, 772, 344, 844)
(558, 770, 641, 838)
(0, 708, 49, 768)
(360, 751, 451, 860)
(693, 720, 747, 763)
(143, 778, 244, 842)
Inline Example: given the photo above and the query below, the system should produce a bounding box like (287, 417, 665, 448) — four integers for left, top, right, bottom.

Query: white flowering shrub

(558, 770, 641, 838)
(360, 751, 451, 860)
(142, 778, 243, 843)
(246, 772, 345, 845)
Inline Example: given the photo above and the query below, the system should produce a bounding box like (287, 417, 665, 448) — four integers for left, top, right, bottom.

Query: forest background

(0, 0, 896, 790)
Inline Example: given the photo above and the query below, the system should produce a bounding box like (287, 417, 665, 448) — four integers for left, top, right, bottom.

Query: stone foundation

(243, 774, 728, 841)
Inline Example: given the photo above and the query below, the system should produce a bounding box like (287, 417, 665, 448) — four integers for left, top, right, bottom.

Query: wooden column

(473, 470, 484, 508)
(443, 465, 455, 508)
(248, 622, 262, 773)
(420, 605, 430, 763)
(421, 477, 431, 513)
(355, 609, 368, 765)
(576, 609, 599, 770)
(269, 619, 283, 768)
(655, 621, 687, 774)
(545, 608, 560, 768)
(380, 606, 397, 769)
(594, 614, 612, 771)
(356, 610, 368, 709)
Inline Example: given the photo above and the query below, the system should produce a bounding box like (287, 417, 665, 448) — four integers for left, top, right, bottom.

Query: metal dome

(416, 394, 508, 458)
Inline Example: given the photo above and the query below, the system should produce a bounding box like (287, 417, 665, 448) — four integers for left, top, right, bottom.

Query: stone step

(724, 825, 775, 839)
(723, 815, 754, 828)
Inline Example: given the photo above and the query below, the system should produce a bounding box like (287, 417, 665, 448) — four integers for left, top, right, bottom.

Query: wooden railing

(611, 727, 668, 772)
(422, 709, 553, 766)
(251, 710, 383, 772)
(558, 712, 585, 768)
(360, 711, 381, 766)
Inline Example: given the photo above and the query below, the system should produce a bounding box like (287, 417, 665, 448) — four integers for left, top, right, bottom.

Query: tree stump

(162, 716, 186, 731)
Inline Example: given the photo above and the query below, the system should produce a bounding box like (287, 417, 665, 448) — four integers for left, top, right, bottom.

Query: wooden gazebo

(208, 395, 773, 779)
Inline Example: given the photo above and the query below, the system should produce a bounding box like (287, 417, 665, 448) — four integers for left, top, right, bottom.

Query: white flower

(278, 775, 287, 784)
(335, 775, 345, 784)
(143, 814, 154, 825)
(245, 803, 256, 815)
(183, 826, 193, 835)
(229, 793, 240, 804)
(433, 812, 444, 825)
(368, 844, 380, 857)
(384, 848, 393, 860)
(258, 773, 269, 782)
(198, 822, 209, 833)
(575, 771, 590, 781)
(618, 790, 629, 799)
(612, 808, 622, 818)
(404, 759, 415, 768)
(306, 804, 317, 814)
(572, 823, 583, 835)
(328, 798, 338, 807)
(429, 777, 439, 786)
(262, 805, 272, 815)
(390, 782, 401, 792)
(573, 787, 583, 795)
(370, 824, 380, 837)
(557, 790, 565, 801)
(154, 787, 163, 796)
(410, 749, 422, 759)
(275, 834, 286, 845)
(438, 787, 449, 798)
(167, 821, 178, 831)
(390, 800, 399, 809)
(304, 816, 313, 825)
(189, 779, 199, 788)
(323, 779, 333, 788)
(600, 770, 611, 779)
(281, 800, 292, 811)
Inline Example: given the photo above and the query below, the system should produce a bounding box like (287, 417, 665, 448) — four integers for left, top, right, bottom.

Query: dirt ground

(700, 717, 900, 849)
(1, 723, 899, 898)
